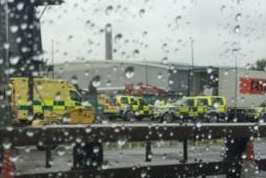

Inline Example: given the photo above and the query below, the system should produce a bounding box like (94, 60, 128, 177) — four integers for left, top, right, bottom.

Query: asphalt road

(11, 138, 266, 177)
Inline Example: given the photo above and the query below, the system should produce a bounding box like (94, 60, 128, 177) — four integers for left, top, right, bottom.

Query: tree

(251, 59, 266, 71)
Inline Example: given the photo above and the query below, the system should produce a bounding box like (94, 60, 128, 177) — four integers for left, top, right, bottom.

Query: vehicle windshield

(138, 98, 145, 105)
(70, 90, 82, 103)
(121, 97, 129, 104)
(197, 98, 209, 106)
(183, 98, 194, 107)
(131, 98, 138, 105)
(212, 97, 224, 106)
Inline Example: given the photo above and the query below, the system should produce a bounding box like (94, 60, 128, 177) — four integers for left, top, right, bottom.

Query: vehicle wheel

(259, 112, 266, 123)
(34, 113, 44, 120)
(96, 113, 109, 123)
(207, 113, 219, 123)
(124, 111, 136, 122)
(31, 113, 45, 126)
(162, 113, 174, 123)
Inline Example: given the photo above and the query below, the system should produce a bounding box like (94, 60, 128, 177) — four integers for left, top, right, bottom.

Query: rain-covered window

(0, 0, 266, 178)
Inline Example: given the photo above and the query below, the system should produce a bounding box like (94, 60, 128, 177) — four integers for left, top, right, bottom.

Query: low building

(54, 60, 190, 95)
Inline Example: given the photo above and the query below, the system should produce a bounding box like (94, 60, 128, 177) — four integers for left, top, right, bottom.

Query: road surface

(11, 138, 266, 177)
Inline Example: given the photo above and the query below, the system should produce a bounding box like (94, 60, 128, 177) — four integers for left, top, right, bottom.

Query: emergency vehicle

(9, 77, 95, 125)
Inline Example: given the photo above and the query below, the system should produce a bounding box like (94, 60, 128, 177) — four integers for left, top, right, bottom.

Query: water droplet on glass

(220, 5, 226, 12)
(67, 35, 73, 41)
(125, 66, 135, 79)
(85, 127, 92, 133)
(92, 76, 101, 87)
(10, 154, 19, 163)
(113, 66, 118, 72)
(10, 56, 19, 65)
(106, 79, 111, 87)
(56, 146, 66, 156)
(235, 13, 242, 21)
(114, 33, 123, 43)
(175, 15, 182, 25)
(26, 131, 34, 137)
(207, 68, 213, 74)
(6, 127, 13, 132)
(157, 72, 163, 80)
(3, 43, 10, 50)
(76, 137, 82, 143)
(142, 31, 148, 37)
(196, 122, 202, 128)
(105, 5, 113, 15)
(16, 2, 24, 10)
(162, 153, 167, 160)
(141, 170, 147, 178)
(105, 23, 112, 32)
(117, 137, 127, 147)
(10, 25, 18, 33)
(234, 25, 240, 33)
(71, 75, 78, 85)
(162, 57, 168, 64)
(169, 80, 174, 85)
(3, 141, 12, 150)
(139, 9, 145, 17)
(133, 49, 140, 57)
(93, 146, 100, 153)
(254, 125, 259, 131)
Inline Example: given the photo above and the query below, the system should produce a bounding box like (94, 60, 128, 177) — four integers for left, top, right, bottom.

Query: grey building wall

(219, 68, 266, 108)
(54, 61, 171, 92)
(169, 70, 189, 95)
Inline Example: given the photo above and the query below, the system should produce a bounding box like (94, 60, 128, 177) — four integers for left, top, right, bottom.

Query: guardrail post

(0, 146, 3, 174)
(145, 141, 152, 162)
(224, 137, 249, 178)
(183, 139, 188, 162)
(73, 142, 103, 169)
(45, 146, 52, 168)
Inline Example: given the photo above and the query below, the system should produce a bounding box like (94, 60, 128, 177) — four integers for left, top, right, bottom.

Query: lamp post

(183, 37, 194, 163)
(233, 48, 239, 120)
(187, 37, 194, 96)
(0, 0, 11, 125)
(51, 39, 55, 78)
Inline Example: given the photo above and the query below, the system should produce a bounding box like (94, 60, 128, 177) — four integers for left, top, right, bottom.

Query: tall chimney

(105, 24, 113, 60)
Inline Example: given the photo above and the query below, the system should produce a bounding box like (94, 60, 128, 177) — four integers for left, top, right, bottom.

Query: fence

(1, 123, 266, 177)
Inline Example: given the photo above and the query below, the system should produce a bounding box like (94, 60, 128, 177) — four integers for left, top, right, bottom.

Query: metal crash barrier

(1, 123, 266, 177)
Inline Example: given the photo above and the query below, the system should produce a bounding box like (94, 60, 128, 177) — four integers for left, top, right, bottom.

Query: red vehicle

(125, 83, 168, 96)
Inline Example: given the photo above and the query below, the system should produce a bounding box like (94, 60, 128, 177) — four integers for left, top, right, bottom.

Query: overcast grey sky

(39, 0, 266, 67)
